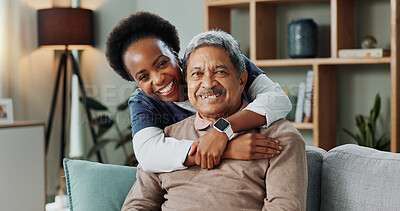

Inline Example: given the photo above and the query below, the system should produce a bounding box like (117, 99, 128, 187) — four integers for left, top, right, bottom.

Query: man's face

(123, 38, 184, 102)
(186, 46, 247, 120)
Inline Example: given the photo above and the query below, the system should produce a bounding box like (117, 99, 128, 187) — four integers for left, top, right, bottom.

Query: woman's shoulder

(129, 89, 166, 107)
(128, 89, 188, 114)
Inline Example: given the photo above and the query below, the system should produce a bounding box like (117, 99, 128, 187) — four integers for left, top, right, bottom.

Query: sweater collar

(194, 100, 248, 131)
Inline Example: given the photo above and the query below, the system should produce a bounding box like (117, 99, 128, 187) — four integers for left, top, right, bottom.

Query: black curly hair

(105, 11, 180, 81)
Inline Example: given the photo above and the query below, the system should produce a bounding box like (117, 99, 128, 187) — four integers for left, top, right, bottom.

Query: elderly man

(122, 30, 307, 211)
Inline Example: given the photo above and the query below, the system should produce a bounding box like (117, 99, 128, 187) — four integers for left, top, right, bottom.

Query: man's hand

(189, 128, 228, 169)
(223, 133, 282, 160)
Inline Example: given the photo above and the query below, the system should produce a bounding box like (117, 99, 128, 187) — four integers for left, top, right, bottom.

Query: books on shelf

(303, 70, 313, 123)
(338, 48, 390, 58)
(284, 70, 314, 124)
(295, 81, 306, 123)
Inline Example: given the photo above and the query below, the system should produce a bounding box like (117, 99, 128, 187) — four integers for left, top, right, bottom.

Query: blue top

(128, 56, 264, 137)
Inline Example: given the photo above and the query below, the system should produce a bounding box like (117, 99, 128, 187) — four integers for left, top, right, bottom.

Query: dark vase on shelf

(288, 19, 318, 58)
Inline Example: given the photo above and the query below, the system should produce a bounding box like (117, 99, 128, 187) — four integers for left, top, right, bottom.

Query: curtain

(0, 0, 16, 98)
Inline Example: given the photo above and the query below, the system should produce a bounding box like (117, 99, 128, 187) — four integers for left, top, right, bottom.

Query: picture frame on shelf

(0, 98, 14, 125)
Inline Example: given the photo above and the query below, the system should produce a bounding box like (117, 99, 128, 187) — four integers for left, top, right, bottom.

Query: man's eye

(191, 72, 203, 77)
(216, 70, 227, 74)
(138, 74, 149, 81)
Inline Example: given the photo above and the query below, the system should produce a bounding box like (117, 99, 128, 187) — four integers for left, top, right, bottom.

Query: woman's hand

(188, 128, 228, 169)
(187, 131, 283, 169)
(223, 133, 282, 160)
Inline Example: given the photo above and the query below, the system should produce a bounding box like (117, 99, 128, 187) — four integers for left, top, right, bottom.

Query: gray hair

(183, 30, 245, 77)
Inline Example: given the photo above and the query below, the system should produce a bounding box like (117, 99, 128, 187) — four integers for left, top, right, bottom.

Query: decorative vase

(288, 19, 318, 58)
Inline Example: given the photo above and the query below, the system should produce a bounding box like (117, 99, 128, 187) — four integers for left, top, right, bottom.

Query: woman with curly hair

(106, 11, 291, 172)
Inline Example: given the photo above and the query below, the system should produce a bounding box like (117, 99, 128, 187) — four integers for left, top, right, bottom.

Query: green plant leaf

(365, 122, 373, 147)
(87, 139, 113, 159)
(372, 94, 381, 122)
(96, 121, 114, 139)
(94, 116, 114, 138)
(92, 115, 114, 126)
(369, 94, 381, 133)
(355, 134, 364, 146)
(117, 97, 130, 111)
(346, 93, 388, 150)
(80, 97, 108, 111)
(375, 133, 390, 150)
(356, 115, 367, 143)
(115, 134, 132, 149)
(125, 152, 138, 167)
(343, 128, 357, 142)
(369, 122, 376, 147)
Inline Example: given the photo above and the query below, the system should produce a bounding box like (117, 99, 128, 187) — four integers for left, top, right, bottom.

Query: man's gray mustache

(196, 88, 225, 96)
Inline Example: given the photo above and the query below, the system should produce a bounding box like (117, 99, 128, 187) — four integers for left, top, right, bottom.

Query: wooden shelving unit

(205, 0, 399, 152)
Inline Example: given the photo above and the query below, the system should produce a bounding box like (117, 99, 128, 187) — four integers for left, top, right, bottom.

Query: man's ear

(239, 70, 248, 91)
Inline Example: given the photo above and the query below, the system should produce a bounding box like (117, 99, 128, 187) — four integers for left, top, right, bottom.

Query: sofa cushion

(321, 144, 400, 211)
(63, 159, 137, 211)
(306, 146, 327, 211)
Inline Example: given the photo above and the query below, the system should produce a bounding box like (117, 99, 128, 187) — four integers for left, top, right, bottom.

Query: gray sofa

(64, 144, 400, 211)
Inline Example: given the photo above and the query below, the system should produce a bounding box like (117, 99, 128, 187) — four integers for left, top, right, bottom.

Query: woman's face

(123, 38, 184, 102)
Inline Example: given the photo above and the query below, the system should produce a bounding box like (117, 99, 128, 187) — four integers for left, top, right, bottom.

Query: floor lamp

(38, 8, 103, 167)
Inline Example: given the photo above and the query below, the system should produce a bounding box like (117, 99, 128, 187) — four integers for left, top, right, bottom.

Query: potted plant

(80, 96, 137, 166)
(343, 94, 390, 150)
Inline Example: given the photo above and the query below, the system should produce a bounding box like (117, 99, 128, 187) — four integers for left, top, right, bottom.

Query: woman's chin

(157, 93, 179, 102)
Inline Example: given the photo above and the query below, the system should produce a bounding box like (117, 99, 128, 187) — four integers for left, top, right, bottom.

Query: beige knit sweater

(122, 118, 307, 211)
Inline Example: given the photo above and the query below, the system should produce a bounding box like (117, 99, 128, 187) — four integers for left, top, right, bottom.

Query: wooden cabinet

(204, 0, 399, 152)
(0, 122, 46, 210)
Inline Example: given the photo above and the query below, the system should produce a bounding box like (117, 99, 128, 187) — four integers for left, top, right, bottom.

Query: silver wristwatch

(213, 118, 236, 140)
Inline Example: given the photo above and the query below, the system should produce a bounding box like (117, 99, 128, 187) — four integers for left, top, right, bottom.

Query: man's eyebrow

(152, 54, 164, 67)
(189, 66, 202, 71)
(216, 64, 229, 69)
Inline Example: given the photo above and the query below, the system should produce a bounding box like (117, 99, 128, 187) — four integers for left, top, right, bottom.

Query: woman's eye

(138, 74, 149, 81)
(159, 59, 169, 68)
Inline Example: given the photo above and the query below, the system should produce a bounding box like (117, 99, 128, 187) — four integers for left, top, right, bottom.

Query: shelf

(292, 122, 314, 130)
(206, 0, 249, 8)
(206, 0, 399, 152)
(206, 0, 329, 7)
(253, 57, 392, 67)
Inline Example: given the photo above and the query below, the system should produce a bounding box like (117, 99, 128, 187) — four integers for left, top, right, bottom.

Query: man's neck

(198, 100, 244, 122)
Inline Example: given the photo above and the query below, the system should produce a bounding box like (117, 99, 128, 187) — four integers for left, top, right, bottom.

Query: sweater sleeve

(133, 127, 194, 173)
(261, 120, 307, 211)
(121, 166, 165, 211)
(242, 56, 292, 127)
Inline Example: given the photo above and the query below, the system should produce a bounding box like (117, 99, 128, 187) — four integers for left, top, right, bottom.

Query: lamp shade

(38, 8, 93, 50)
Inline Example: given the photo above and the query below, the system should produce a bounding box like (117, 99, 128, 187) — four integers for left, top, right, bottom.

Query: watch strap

(224, 126, 236, 140)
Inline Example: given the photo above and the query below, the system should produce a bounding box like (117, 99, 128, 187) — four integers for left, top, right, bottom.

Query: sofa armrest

(306, 146, 327, 211)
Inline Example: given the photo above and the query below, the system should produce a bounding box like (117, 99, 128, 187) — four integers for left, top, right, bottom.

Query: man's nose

(201, 73, 216, 88)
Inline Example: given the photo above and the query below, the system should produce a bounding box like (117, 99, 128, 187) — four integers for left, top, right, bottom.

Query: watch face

(214, 118, 229, 130)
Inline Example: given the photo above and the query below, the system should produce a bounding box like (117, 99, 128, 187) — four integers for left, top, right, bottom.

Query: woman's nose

(152, 72, 165, 85)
